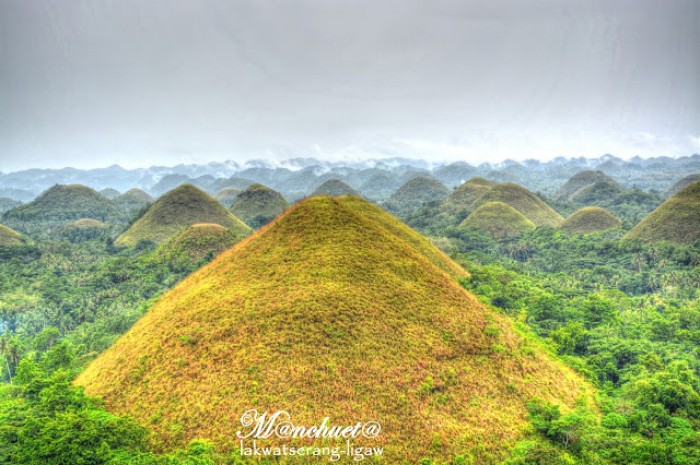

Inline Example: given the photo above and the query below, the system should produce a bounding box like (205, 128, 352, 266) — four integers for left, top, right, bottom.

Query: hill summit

(115, 184, 251, 247)
(229, 183, 289, 228)
(77, 196, 591, 463)
(2, 184, 126, 236)
(561, 207, 622, 234)
(624, 181, 700, 245)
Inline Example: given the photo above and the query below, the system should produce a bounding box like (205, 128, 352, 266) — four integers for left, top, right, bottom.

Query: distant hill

(359, 172, 400, 200)
(624, 182, 700, 245)
(472, 182, 564, 227)
(2, 184, 127, 236)
(387, 176, 450, 211)
(77, 196, 592, 463)
(114, 189, 153, 216)
(0, 198, 22, 214)
(666, 173, 700, 198)
(443, 177, 498, 215)
(311, 179, 360, 197)
(0, 224, 31, 247)
(561, 207, 622, 234)
(229, 183, 289, 228)
(115, 184, 251, 247)
(212, 188, 241, 207)
(99, 188, 121, 200)
(61, 218, 110, 243)
(555, 170, 623, 204)
(460, 201, 536, 240)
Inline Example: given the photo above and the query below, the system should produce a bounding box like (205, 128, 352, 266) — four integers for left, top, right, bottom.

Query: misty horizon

(1, 0, 698, 172)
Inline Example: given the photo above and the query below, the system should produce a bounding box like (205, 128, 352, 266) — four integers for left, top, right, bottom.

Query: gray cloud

(0, 0, 698, 171)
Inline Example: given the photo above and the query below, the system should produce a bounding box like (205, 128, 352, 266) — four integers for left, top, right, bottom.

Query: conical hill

(624, 181, 700, 245)
(311, 179, 360, 197)
(229, 183, 289, 228)
(472, 183, 563, 227)
(77, 196, 592, 463)
(115, 184, 251, 247)
(460, 202, 536, 240)
(561, 207, 622, 234)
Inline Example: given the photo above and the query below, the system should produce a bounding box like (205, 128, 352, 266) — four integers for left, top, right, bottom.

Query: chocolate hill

(561, 207, 622, 234)
(229, 183, 289, 228)
(115, 184, 251, 247)
(624, 182, 700, 245)
(472, 183, 563, 227)
(460, 201, 536, 240)
(77, 196, 592, 463)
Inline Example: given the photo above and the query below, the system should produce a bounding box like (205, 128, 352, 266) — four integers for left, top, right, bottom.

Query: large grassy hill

(77, 196, 593, 463)
(115, 184, 251, 247)
(624, 181, 700, 245)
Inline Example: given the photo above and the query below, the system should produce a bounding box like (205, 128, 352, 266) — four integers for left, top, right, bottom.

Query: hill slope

(115, 184, 251, 247)
(460, 202, 536, 240)
(472, 183, 564, 227)
(667, 173, 700, 198)
(561, 207, 622, 234)
(229, 183, 289, 228)
(77, 196, 592, 463)
(624, 182, 700, 245)
(0, 224, 31, 247)
(2, 184, 126, 236)
(156, 223, 241, 266)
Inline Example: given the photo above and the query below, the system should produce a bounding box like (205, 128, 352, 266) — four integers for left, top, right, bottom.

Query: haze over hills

(1, 184, 127, 237)
(115, 184, 251, 247)
(624, 182, 700, 245)
(555, 170, 623, 203)
(2, 155, 699, 203)
(76, 195, 592, 463)
(212, 188, 241, 207)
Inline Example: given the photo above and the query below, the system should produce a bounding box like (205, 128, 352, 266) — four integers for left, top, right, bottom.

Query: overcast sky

(1, 0, 698, 171)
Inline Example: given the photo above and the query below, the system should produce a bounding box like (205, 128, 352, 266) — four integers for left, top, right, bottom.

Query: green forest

(1, 163, 700, 464)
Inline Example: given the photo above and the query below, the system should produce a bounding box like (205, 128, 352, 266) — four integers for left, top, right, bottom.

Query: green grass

(473, 183, 564, 227)
(624, 181, 700, 245)
(77, 195, 593, 463)
(115, 184, 251, 247)
(460, 201, 536, 240)
(560, 207, 622, 234)
(157, 223, 241, 264)
(229, 183, 289, 228)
